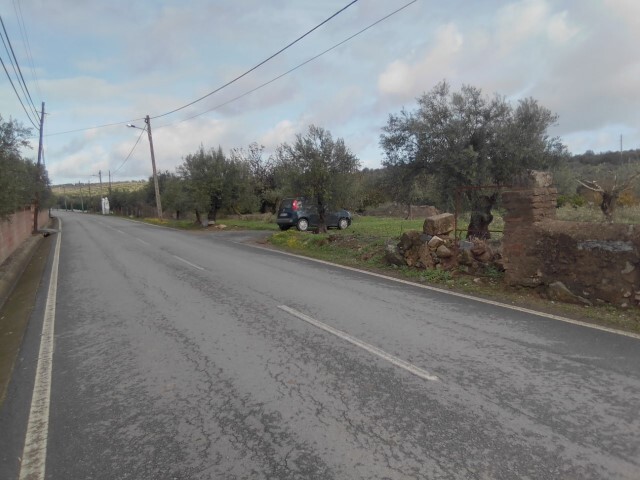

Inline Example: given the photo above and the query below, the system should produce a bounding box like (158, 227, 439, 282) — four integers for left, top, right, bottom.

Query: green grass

(556, 204, 640, 223)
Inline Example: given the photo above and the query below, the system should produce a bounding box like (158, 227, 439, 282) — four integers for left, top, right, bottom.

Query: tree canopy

(380, 81, 567, 204)
(273, 125, 360, 231)
(0, 115, 51, 219)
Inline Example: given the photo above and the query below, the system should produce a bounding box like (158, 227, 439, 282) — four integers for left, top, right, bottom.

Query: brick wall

(0, 206, 50, 266)
(502, 180, 640, 307)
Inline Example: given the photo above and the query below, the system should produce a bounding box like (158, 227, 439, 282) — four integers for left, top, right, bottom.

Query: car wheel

(338, 218, 349, 230)
(296, 218, 309, 231)
(278, 225, 290, 231)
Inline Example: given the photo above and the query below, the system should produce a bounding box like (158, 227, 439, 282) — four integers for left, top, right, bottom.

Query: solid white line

(172, 254, 205, 271)
(250, 245, 640, 341)
(278, 305, 439, 382)
(135, 237, 150, 246)
(19, 219, 62, 480)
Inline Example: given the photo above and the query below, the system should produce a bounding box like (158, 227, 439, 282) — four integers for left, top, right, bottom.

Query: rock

(398, 230, 421, 252)
(458, 249, 474, 266)
(436, 245, 453, 258)
(384, 243, 405, 266)
(459, 240, 474, 251)
(547, 281, 592, 306)
(476, 251, 493, 263)
(428, 236, 444, 249)
(418, 244, 434, 269)
(423, 213, 455, 236)
(621, 262, 636, 275)
(528, 170, 553, 188)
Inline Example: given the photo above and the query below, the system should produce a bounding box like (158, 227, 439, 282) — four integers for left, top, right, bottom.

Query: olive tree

(380, 81, 567, 238)
(274, 125, 360, 233)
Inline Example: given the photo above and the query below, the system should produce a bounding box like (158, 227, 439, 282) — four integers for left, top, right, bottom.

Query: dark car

(276, 197, 352, 231)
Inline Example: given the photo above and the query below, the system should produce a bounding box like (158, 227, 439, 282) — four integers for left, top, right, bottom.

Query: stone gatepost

(501, 172, 558, 287)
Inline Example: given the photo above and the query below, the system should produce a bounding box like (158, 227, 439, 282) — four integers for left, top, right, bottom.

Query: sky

(1, 0, 639, 186)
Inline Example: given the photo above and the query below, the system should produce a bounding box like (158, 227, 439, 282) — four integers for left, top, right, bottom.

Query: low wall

(0, 207, 50, 266)
(502, 181, 640, 307)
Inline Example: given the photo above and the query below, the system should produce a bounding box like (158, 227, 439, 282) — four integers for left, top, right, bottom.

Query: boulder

(423, 213, 455, 236)
(547, 281, 591, 306)
(436, 245, 453, 258)
(384, 242, 405, 266)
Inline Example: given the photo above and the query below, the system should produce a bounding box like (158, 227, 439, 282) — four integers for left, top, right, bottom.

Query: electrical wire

(0, 14, 39, 121)
(150, 0, 359, 120)
(12, 0, 43, 102)
(157, 0, 417, 129)
(0, 53, 38, 129)
(45, 118, 146, 137)
(113, 127, 146, 174)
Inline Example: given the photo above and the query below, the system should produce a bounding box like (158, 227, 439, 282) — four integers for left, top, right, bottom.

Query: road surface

(1, 211, 639, 479)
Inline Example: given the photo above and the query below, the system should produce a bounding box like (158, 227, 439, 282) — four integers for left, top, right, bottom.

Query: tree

(380, 81, 567, 238)
(0, 115, 51, 219)
(178, 145, 257, 225)
(274, 125, 360, 233)
(577, 170, 640, 221)
(231, 143, 278, 213)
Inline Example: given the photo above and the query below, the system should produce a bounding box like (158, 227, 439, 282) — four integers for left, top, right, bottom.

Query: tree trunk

(317, 195, 327, 234)
(600, 192, 616, 222)
(466, 193, 497, 240)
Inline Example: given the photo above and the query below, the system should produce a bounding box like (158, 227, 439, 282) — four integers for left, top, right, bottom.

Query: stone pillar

(501, 172, 557, 286)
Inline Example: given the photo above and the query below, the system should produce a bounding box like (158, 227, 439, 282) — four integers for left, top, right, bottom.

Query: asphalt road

(1, 211, 639, 479)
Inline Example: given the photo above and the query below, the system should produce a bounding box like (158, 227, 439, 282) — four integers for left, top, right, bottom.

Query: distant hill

(52, 180, 147, 196)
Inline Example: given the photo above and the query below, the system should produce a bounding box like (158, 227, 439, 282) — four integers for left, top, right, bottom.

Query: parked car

(276, 197, 352, 231)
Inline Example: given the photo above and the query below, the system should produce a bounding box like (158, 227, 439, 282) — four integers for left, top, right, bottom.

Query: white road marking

(251, 245, 640, 341)
(115, 229, 126, 235)
(172, 254, 205, 271)
(135, 237, 150, 246)
(19, 219, 63, 480)
(278, 305, 440, 382)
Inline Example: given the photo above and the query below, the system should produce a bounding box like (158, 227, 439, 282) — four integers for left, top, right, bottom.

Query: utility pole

(78, 182, 84, 212)
(108, 170, 112, 197)
(88, 178, 91, 212)
(33, 102, 45, 233)
(145, 115, 163, 218)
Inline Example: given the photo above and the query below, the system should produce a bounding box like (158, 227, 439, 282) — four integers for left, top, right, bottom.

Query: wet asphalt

(1, 211, 639, 479)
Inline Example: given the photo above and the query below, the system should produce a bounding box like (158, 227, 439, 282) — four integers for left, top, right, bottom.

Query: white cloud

(259, 120, 298, 150)
(377, 23, 463, 101)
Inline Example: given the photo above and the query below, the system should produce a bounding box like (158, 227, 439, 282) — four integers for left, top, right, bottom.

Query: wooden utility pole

(33, 102, 45, 233)
(145, 115, 163, 218)
(108, 170, 112, 197)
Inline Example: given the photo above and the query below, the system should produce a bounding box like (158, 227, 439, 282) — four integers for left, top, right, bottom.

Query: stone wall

(502, 176, 640, 307)
(0, 207, 50, 266)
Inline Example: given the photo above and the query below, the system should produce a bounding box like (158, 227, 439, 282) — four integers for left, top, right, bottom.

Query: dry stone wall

(502, 174, 640, 308)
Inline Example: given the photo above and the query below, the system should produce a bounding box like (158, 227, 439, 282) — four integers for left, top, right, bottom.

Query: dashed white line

(135, 237, 150, 246)
(249, 245, 640, 341)
(172, 255, 205, 271)
(278, 305, 439, 382)
(19, 219, 62, 480)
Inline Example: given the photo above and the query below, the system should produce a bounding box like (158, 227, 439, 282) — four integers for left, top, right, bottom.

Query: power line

(0, 53, 38, 129)
(158, 0, 417, 129)
(45, 118, 146, 137)
(150, 0, 359, 120)
(113, 127, 146, 174)
(12, 0, 43, 101)
(44, 2, 358, 137)
(0, 14, 39, 121)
